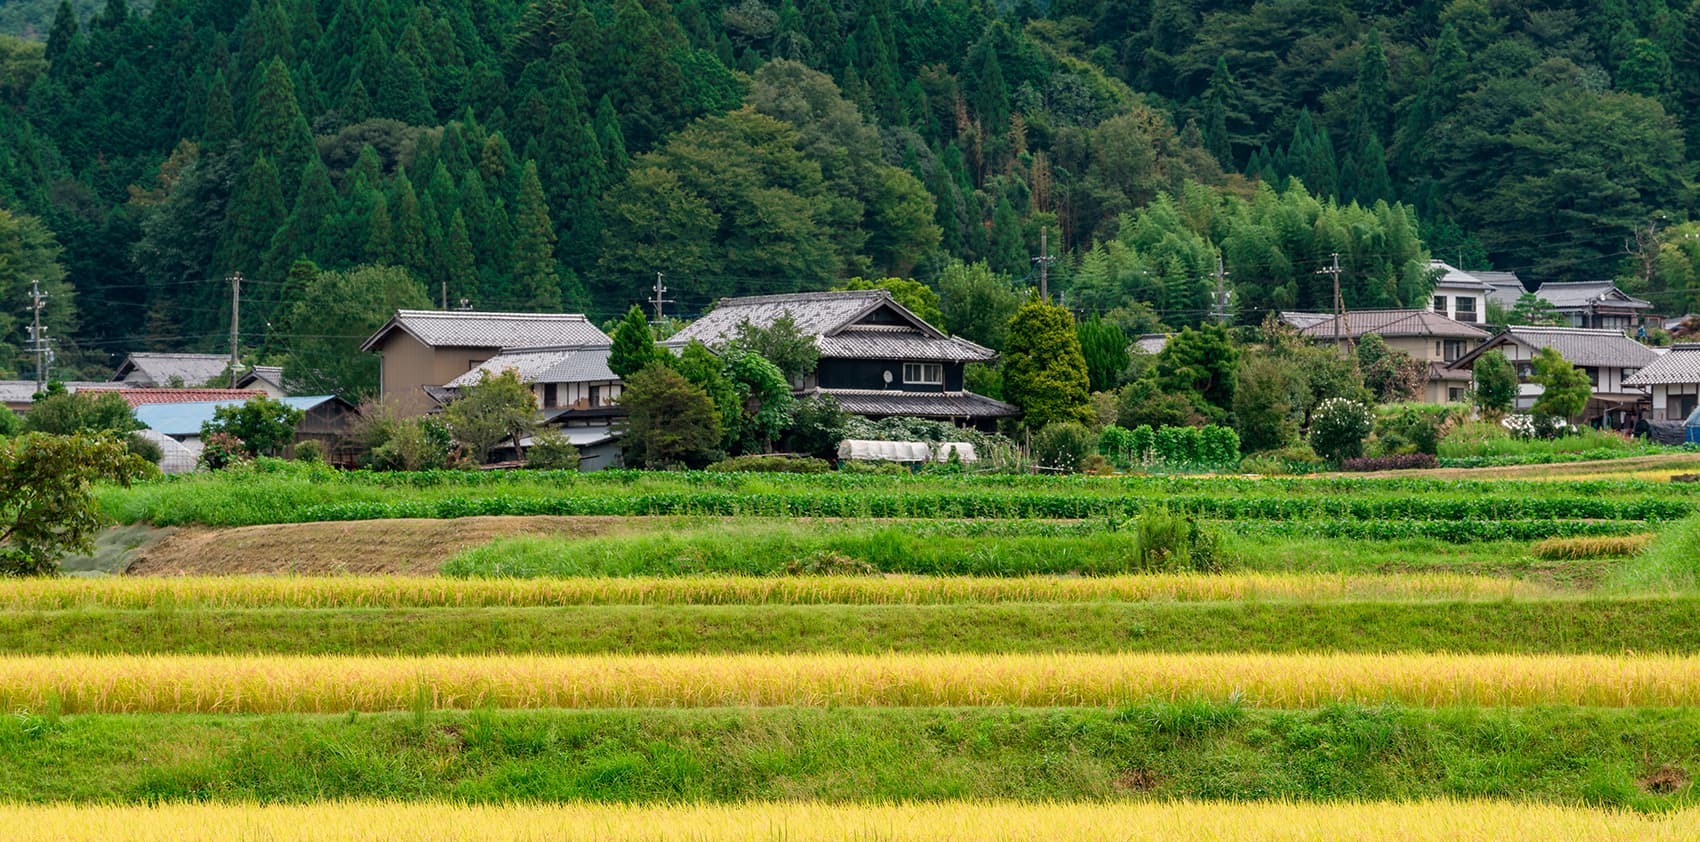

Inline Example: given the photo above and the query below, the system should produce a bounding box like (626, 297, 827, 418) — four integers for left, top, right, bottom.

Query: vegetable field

(15, 467, 1700, 834)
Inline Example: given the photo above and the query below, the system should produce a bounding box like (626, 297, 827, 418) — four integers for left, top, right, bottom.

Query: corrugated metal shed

(135, 396, 344, 437)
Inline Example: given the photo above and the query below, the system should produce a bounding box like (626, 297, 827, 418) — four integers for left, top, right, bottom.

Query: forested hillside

(0, 0, 1696, 383)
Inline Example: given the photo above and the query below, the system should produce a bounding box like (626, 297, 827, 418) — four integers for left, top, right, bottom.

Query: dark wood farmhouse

(666, 290, 1018, 428)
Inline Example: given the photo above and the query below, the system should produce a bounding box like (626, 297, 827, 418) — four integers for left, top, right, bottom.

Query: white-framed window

(903, 362, 943, 385)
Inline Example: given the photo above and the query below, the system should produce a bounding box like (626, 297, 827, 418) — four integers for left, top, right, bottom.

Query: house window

(1443, 340, 1466, 362)
(1675, 395, 1699, 421)
(590, 385, 604, 406)
(1585, 367, 1600, 387)
(543, 383, 558, 408)
(1448, 387, 1465, 403)
(1517, 363, 1534, 379)
(1432, 295, 1447, 314)
(903, 363, 943, 385)
(1455, 297, 1477, 321)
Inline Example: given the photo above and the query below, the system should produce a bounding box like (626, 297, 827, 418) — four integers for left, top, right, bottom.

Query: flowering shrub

(1309, 399, 1375, 463)
(198, 432, 251, 471)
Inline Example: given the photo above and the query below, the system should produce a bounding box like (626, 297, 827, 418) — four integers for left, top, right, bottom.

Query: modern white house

(1427, 261, 1498, 325)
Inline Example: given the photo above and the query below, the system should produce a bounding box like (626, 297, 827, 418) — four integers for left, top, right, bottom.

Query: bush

(1130, 424, 1156, 464)
(1309, 398, 1374, 463)
(525, 428, 582, 471)
(707, 454, 831, 473)
(1098, 425, 1137, 466)
(1374, 404, 1458, 456)
(292, 439, 326, 464)
(1198, 426, 1240, 467)
(125, 433, 163, 465)
(1153, 425, 1201, 466)
(198, 431, 250, 471)
(1033, 422, 1096, 473)
(1133, 508, 1229, 573)
(1341, 453, 1438, 472)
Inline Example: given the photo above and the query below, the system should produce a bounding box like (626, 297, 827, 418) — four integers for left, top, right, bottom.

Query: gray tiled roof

(1279, 312, 1334, 330)
(817, 327, 994, 363)
(1492, 327, 1660, 369)
(1297, 309, 1491, 340)
(1484, 279, 1529, 309)
(361, 310, 610, 352)
(1527, 282, 1652, 310)
(1428, 261, 1497, 292)
(1625, 344, 1700, 386)
(819, 388, 1020, 419)
(0, 380, 108, 405)
(668, 289, 994, 363)
(446, 344, 617, 387)
(113, 353, 232, 387)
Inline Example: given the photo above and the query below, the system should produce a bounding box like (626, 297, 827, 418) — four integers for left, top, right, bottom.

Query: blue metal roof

(135, 396, 339, 437)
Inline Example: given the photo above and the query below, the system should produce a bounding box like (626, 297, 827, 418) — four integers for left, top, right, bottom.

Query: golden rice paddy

(9, 652, 1700, 713)
(1, 571, 1554, 609)
(5, 800, 1698, 841)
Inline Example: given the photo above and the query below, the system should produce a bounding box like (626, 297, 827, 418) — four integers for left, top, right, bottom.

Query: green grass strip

(2, 705, 1696, 809)
(10, 599, 1700, 656)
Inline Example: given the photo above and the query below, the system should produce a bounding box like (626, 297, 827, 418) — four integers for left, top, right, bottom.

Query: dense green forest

(0, 0, 1696, 384)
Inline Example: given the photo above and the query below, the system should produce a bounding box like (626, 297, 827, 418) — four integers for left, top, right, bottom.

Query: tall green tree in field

(1154, 324, 1238, 422)
(618, 363, 723, 468)
(1471, 350, 1517, 420)
(1002, 297, 1093, 429)
(1075, 317, 1128, 393)
(608, 304, 659, 378)
(1530, 347, 1592, 423)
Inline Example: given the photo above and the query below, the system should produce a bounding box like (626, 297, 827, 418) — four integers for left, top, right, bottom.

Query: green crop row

(297, 493, 1688, 524)
(1241, 519, 1650, 542)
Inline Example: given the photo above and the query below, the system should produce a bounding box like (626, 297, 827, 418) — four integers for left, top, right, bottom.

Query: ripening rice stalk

(3, 800, 1698, 842)
(0, 573, 1554, 610)
(9, 652, 1700, 714)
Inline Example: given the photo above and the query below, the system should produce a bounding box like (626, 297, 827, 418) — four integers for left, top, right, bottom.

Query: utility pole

(1211, 254, 1231, 323)
(1317, 252, 1347, 350)
(441, 279, 448, 310)
(228, 272, 242, 388)
(650, 271, 673, 322)
(27, 280, 46, 393)
(1033, 227, 1055, 302)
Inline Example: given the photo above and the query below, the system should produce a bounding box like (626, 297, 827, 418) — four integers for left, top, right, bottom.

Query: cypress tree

(245, 58, 315, 198)
(608, 304, 659, 378)
(426, 162, 460, 231)
(857, 14, 902, 125)
(1354, 28, 1391, 143)
(967, 31, 1010, 130)
(594, 94, 629, 177)
(94, 0, 130, 30)
(801, 0, 841, 69)
(203, 70, 236, 148)
(390, 170, 429, 275)
(263, 157, 336, 285)
(46, 1, 79, 65)
(1286, 110, 1337, 200)
(1201, 56, 1240, 167)
(220, 156, 286, 324)
(987, 197, 1026, 278)
(1676, 1, 1700, 155)
(511, 160, 562, 311)
(364, 191, 394, 265)
(445, 210, 477, 306)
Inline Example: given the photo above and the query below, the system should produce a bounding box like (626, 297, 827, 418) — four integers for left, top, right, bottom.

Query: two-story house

(361, 310, 612, 417)
(1624, 344, 1700, 422)
(1295, 309, 1491, 404)
(1522, 282, 1655, 331)
(666, 290, 1019, 428)
(1447, 326, 1658, 424)
(1427, 261, 1501, 325)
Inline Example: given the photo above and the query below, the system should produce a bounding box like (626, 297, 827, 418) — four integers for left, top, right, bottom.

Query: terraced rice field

(12, 467, 1700, 834)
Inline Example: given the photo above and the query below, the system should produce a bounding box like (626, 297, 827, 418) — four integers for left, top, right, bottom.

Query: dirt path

(124, 516, 656, 576)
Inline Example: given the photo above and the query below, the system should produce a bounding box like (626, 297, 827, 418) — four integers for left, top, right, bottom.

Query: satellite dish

(882, 370, 893, 384)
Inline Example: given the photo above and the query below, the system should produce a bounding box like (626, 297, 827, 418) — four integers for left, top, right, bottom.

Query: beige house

(1295, 309, 1491, 404)
(1447, 326, 1658, 424)
(361, 310, 612, 417)
(1624, 344, 1700, 421)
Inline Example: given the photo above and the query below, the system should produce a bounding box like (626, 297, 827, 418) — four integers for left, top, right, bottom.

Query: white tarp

(838, 439, 932, 462)
(932, 442, 977, 463)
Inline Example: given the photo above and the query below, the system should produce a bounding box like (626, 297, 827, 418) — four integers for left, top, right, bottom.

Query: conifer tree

(263, 157, 336, 286)
(595, 94, 629, 177)
(1676, 1, 1700, 156)
(203, 70, 236, 149)
(1201, 57, 1241, 167)
(511, 160, 563, 311)
(390, 170, 429, 275)
(46, 1, 79, 65)
(444, 210, 477, 306)
(245, 59, 315, 197)
(1353, 29, 1390, 143)
(220, 156, 285, 320)
(608, 304, 659, 377)
(987, 197, 1026, 278)
(967, 32, 1010, 131)
(364, 192, 394, 265)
